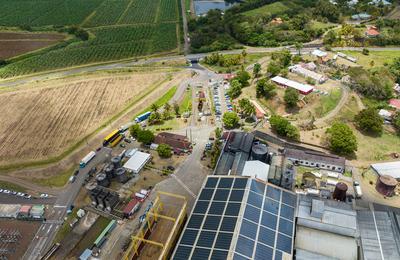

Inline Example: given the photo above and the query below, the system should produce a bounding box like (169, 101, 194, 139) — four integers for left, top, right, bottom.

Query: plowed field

(0, 32, 65, 59)
(0, 72, 169, 165)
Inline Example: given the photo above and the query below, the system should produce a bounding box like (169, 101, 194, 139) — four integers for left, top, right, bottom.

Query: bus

(103, 130, 122, 147)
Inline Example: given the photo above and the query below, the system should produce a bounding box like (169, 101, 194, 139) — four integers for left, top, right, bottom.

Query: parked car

(120, 143, 126, 148)
(24, 194, 31, 199)
(17, 192, 24, 197)
(124, 138, 131, 143)
(40, 193, 49, 198)
(167, 166, 175, 171)
(69, 176, 76, 183)
(0, 189, 3, 193)
(353, 181, 362, 198)
(11, 191, 17, 195)
(96, 147, 102, 152)
(3, 190, 10, 194)
(73, 169, 79, 176)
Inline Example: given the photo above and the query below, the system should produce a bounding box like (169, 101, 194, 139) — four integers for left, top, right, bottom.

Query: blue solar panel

(282, 190, 296, 206)
(229, 189, 245, 202)
(220, 216, 237, 232)
(278, 218, 293, 236)
(218, 178, 234, 188)
(209, 201, 226, 215)
(233, 178, 248, 189)
(203, 215, 221, 231)
(215, 232, 233, 250)
(205, 177, 219, 188)
(180, 229, 198, 245)
(261, 211, 277, 230)
(173, 245, 192, 260)
(254, 243, 273, 260)
(187, 214, 204, 229)
(275, 250, 283, 260)
(211, 249, 229, 260)
(266, 186, 281, 201)
(233, 253, 250, 260)
(280, 204, 295, 220)
(192, 247, 211, 260)
(199, 188, 214, 201)
(225, 202, 241, 216)
(193, 201, 209, 214)
(248, 191, 263, 208)
(264, 198, 279, 215)
(244, 205, 261, 223)
(197, 231, 216, 248)
(258, 226, 275, 247)
(214, 189, 230, 201)
(250, 179, 265, 195)
(236, 235, 255, 258)
(276, 233, 292, 253)
(240, 219, 258, 239)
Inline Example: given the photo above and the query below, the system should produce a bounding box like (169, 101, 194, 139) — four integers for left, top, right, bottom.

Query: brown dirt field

(0, 219, 40, 259)
(0, 32, 66, 59)
(0, 72, 168, 166)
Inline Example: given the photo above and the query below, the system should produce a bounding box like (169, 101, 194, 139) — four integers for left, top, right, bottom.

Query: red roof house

(123, 199, 140, 218)
(365, 26, 380, 37)
(154, 132, 192, 152)
(389, 99, 400, 110)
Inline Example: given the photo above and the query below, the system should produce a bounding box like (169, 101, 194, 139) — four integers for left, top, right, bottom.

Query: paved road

(23, 147, 112, 260)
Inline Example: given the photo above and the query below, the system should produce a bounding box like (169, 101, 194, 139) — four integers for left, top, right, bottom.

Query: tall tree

(355, 108, 383, 135)
(151, 103, 160, 113)
(326, 122, 357, 155)
(284, 88, 299, 108)
(253, 63, 261, 78)
(228, 79, 242, 99)
(294, 42, 303, 56)
(238, 98, 256, 117)
(222, 112, 240, 129)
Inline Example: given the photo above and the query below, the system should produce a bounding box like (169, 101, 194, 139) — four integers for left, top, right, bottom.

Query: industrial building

(154, 132, 192, 153)
(86, 184, 120, 212)
(122, 149, 151, 174)
(295, 196, 358, 260)
(289, 64, 328, 84)
(172, 176, 297, 260)
(271, 76, 314, 95)
(284, 148, 345, 173)
(241, 160, 270, 182)
(0, 204, 21, 218)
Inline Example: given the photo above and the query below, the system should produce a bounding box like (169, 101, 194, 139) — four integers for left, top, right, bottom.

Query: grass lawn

(342, 50, 400, 67)
(32, 167, 74, 188)
(0, 181, 26, 192)
(71, 217, 111, 256)
(355, 129, 400, 163)
(54, 207, 79, 244)
(147, 117, 186, 132)
(133, 85, 177, 119)
(244, 1, 291, 17)
(314, 88, 342, 118)
(334, 94, 360, 123)
(309, 20, 335, 30)
(185, 0, 191, 12)
(179, 88, 192, 113)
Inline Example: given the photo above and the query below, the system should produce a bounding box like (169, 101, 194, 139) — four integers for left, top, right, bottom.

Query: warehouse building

(172, 176, 297, 260)
(289, 64, 328, 84)
(0, 204, 21, 218)
(284, 148, 345, 173)
(123, 149, 151, 174)
(154, 132, 192, 153)
(371, 161, 400, 180)
(271, 76, 314, 95)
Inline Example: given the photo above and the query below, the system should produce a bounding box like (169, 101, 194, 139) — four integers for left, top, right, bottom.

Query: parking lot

(210, 79, 232, 122)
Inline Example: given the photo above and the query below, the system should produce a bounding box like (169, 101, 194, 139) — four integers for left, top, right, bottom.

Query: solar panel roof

(172, 176, 297, 260)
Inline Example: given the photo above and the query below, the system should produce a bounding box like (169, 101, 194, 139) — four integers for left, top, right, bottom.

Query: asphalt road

(23, 147, 112, 260)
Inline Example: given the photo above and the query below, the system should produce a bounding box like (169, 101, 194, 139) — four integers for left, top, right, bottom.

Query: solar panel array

(172, 176, 297, 260)
(173, 177, 248, 260)
(233, 179, 297, 260)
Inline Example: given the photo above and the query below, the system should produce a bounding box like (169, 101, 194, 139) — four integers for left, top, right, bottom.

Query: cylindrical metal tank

(115, 168, 129, 183)
(251, 144, 268, 162)
(332, 182, 348, 201)
(376, 175, 398, 197)
(104, 164, 114, 179)
(96, 190, 109, 210)
(88, 186, 100, 206)
(96, 173, 110, 187)
(104, 192, 120, 212)
(111, 156, 121, 169)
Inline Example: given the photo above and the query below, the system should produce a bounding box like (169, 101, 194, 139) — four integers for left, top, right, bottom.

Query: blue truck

(135, 111, 151, 123)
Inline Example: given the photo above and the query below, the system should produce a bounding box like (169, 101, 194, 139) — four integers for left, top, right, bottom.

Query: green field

(0, 0, 182, 78)
(244, 1, 297, 17)
(314, 88, 342, 118)
(342, 50, 400, 67)
(0, 181, 26, 192)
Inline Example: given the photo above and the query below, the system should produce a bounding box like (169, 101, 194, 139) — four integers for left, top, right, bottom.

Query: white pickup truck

(353, 181, 363, 198)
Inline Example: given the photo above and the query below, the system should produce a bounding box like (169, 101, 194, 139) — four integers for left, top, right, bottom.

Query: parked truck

(135, 111, 151, 123)
(353, 181, 362, 198)
(80, 151, 96, 168)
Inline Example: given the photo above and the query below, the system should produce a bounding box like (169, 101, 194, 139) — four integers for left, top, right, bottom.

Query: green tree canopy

(267, 61, 281, 77)
(228, 79, 242, 99)
(137, 129, 155, 144)
(129, 124, 141, 138)
(222, 112, 240, 129)
(236, 70, 251, 86)
(157, 143, 172, 158)
(326, 122, 358, 155)
(354, 108, 383, 135)
(238, 98, 256, 117)
(393, 111, 400, 134)
(253, 63, 261, 78)
(284, 88, 299, 108)
(269, 115, 299, 140)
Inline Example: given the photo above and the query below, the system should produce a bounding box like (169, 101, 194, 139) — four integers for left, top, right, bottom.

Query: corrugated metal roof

(271, 76, 314, 94)
(371, 161, 400, 179)
(241, 160, 270, 182)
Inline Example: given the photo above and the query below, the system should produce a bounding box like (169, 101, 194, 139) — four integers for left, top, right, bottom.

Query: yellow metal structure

(123, 191, 187, 260)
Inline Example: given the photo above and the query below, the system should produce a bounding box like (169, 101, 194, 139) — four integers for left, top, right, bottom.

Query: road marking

(53, 205, 67, 208)
(171, 174, 196, 199)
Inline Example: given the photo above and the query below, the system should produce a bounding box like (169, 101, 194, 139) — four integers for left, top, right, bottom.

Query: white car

(40, 193, 49, 198)
(0, 189, 3, 193)
(3, 190, 10, 194)
(24, 194, 31, 199)
(17, 192, 24, 197)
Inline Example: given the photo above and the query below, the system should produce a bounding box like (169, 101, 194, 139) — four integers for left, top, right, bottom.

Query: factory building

(271, 76, 314, 95)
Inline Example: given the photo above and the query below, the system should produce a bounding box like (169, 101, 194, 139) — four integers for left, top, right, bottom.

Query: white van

(353, 181, 362, 198)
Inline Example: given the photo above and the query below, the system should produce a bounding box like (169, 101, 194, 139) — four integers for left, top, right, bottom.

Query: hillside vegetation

(0, 0, 182, 78)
